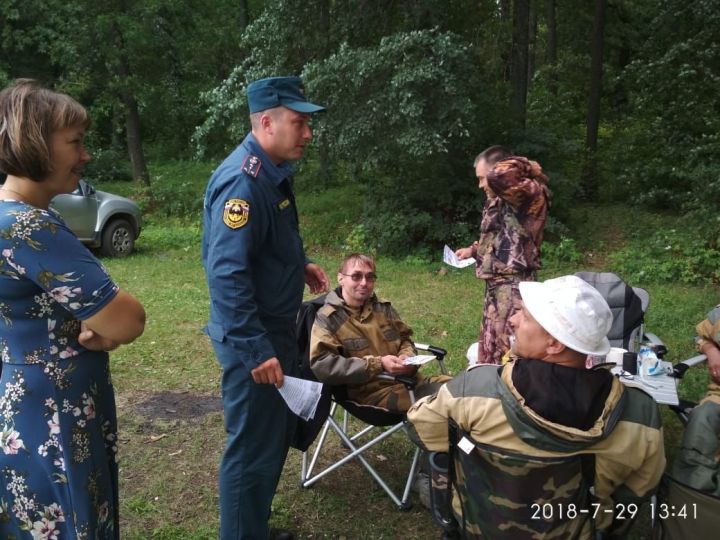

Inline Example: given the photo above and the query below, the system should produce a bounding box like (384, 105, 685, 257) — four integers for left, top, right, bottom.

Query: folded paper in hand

(277, 376, 323, 421)
(443, 245, 475, 269)
(403, 355, 436, 366)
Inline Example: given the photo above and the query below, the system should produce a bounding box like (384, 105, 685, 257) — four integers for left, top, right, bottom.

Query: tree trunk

(123, 98, 149, 185)
(499, 0, 512, 81)
(546, 0, 558, 95)
(499, 0, 511, 22)
(509, 0, 530, 129)
(238, 0, 250, 30)
(111, 21, 150, 186)
(581, 0, 607, 199)
(528, 0, 538, 87)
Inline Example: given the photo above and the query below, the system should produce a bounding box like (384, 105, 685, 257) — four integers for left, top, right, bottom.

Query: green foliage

(610, 228, 720, 285)
(295, 182, 364, 252)
(192, 0, 503, 158)
(5, 0, 717, 273)
(85, 147, 133, 182)
(304, 30, 481, 173)
(138, 221, 201, 252)
(342, 224, 376, 257)
(192, 0, 324, 157)
(302, 29, 494, 255)
(196, 21, 497, 256)
(606, 0, 720, 211)
(543, 236, 583, 264)
(136, 160, 212, 218)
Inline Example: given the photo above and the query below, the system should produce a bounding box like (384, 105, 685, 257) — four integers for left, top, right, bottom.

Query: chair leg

(401, 447, 421, 505)
(300, 416, 416, 509)
(300, 403, 336, 484)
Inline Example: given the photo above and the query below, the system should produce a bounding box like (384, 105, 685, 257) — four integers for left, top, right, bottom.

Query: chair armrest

(672, 354, 707, 379)
(415, 342, 450, 376)
(415, 342, 448, 360)
(376, 373, 418, 388)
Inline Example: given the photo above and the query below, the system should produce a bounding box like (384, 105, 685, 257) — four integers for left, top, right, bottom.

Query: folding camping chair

(295, 295, 449, 510)
(575, 271, 666, 356)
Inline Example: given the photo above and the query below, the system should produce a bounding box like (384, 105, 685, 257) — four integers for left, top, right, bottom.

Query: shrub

(85, 147, 133, 182)
(543, 236, 583, 264)
(610, 228, 720, 285)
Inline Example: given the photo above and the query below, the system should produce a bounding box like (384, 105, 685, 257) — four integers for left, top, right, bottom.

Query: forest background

(2, 0, 719, 538)
(2, 0, 719, 276)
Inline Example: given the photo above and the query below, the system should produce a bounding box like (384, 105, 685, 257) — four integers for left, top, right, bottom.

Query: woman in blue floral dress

(0, 80, 146, 539)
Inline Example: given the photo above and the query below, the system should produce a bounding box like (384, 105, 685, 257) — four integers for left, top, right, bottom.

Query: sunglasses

(340, 272, 378, 282)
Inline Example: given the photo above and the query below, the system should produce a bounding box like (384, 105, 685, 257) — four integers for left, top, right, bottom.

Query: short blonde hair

(0, 79, 89, 181)
(339, 253, 376, 273)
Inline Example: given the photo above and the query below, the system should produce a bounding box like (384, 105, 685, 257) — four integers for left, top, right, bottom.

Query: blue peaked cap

(247, 76, 325, 114)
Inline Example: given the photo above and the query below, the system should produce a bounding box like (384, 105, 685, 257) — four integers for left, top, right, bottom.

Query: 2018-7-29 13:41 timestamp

(529, 502, 698, 521)
(650, 502, 697, 520)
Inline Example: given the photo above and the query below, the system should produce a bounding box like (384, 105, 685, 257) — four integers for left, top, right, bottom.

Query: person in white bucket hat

(513, 274, 612, 361)
(406, 274, 665, 539)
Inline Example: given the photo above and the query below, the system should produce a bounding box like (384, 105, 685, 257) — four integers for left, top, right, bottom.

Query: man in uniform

(310, 253, 450, 413)
(407, 275, 665, 538)
(202, 76, 329, 540)
(455, 146, 551, 365)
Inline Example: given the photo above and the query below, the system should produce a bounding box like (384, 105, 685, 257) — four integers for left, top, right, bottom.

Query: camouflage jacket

(407, 360, 665, 539)
(473, 157, 551, 280)
(309, 290, 415, 402)
(671, 306, 720, 496)
(670, 383, 720, 497)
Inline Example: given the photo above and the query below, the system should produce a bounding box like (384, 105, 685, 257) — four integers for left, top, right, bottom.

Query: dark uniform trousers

(212, 318, 299, 540)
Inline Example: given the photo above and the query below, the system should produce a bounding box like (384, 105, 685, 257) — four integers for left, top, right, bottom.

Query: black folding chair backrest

(575, 271, 646, 350)
(291, 294, 333, 451)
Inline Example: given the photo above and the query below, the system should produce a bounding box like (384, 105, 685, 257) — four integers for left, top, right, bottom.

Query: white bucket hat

(518, 275, 612, 356)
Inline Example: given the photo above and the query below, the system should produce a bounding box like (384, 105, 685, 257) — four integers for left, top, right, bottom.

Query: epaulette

(319, 303, 338, 317)
(241, 155, 262, 178)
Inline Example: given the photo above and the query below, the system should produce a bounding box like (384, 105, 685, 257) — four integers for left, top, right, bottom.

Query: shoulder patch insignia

(241, 155, 262, 178)
(223, 199, 250, 229)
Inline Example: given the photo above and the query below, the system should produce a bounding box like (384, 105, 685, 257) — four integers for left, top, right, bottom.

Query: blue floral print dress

(0, 201, 120, 539)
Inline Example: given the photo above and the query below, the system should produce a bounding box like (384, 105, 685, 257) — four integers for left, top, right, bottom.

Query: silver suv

(51, 179, 142, 257)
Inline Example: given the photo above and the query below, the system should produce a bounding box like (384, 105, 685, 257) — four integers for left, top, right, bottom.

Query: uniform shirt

(202, 133, 307, 367)
(473, 157, 550, 279)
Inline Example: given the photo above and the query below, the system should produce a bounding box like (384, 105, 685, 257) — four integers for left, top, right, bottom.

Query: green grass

(95, 165, 718, 539)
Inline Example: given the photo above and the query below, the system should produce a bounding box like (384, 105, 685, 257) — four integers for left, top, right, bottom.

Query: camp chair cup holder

(428, 451, 459, 533)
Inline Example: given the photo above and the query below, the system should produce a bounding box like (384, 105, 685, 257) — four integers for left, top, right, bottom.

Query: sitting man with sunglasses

(309, 253, 451, 413)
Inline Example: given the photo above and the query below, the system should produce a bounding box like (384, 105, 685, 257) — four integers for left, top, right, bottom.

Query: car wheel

(100, 218, 135, 257)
